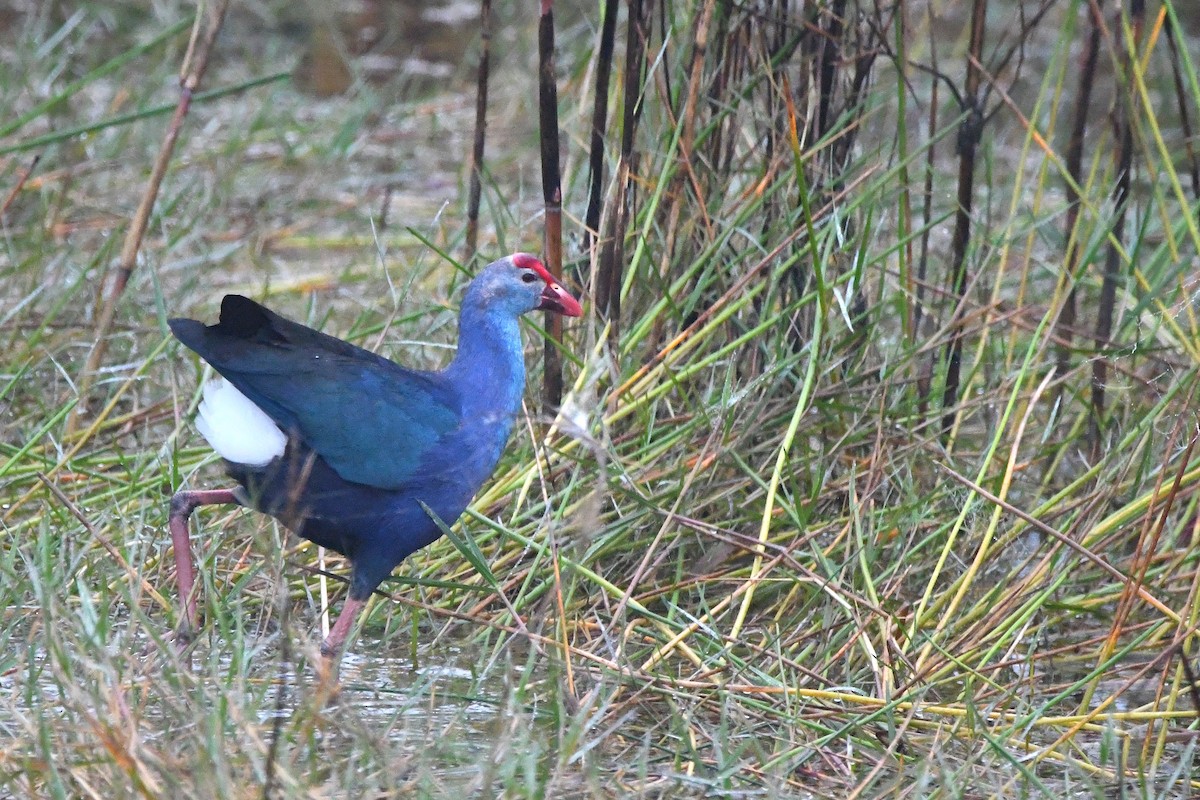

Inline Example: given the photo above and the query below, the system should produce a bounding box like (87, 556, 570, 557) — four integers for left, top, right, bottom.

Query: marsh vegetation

(2, 0, 1200, 796)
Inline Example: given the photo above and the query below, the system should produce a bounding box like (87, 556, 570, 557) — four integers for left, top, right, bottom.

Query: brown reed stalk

(809, 0, 846, 151)
(596, 0, 648, 339)
(674, 0, 716, 234)
(1163, 9, 1199, 200)
(584, 0, 619, 254)
(939, 0, 987, 441)
(1104, 397, 1196, 659)
(641, 0, 716, 361)
(891, 4, 915, 346)
(915, 11, 939, 417)
(1090, 0, 1140, 453)
(71, 0, 230, 435)
(701, 3, 737, 181)
(835, 16, 884, 174)
(538, 0, 564, 411)
(0, 154, 39, 216)
(1054, 2, 1101, 396)
(464, 0, 493, 261)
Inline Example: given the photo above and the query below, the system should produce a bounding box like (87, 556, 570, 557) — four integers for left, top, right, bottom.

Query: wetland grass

(2, 1, 1200, 796)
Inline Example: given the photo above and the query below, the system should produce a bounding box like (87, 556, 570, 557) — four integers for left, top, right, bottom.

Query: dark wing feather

(170, 295, 461, 490)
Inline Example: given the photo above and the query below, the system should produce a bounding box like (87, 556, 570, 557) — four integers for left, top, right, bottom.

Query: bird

(166, 253, 582, 656)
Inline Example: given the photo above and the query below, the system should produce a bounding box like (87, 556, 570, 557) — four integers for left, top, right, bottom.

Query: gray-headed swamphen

(168, 253, 582, 655)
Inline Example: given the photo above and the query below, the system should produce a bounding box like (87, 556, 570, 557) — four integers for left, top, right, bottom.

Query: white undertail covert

(195, 377, 287, 467)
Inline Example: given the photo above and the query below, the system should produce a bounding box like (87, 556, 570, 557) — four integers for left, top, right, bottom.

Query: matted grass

(3, 1, 1200, 797)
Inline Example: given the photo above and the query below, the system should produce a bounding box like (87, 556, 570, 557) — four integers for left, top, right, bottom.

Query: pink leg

(320, 596, 368, 658)
(168, 488, 239, 640)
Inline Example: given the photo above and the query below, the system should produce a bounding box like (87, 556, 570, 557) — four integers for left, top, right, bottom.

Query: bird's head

(471, 253, 583, 318)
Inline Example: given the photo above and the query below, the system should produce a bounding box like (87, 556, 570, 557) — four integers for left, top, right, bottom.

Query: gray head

(465, 253, 583, 318)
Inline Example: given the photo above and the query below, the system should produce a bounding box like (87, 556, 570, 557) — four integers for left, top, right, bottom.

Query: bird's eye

(521, 271, 538, 284)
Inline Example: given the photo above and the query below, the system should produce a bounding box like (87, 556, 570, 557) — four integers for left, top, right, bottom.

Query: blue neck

(446, 298, 527, 439)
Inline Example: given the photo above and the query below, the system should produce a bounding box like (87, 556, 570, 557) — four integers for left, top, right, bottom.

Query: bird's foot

(311, 644, 345, 703)
(173, 625, 194, 648)
(320, 595, 367, 659)
(166, 623, 197, 669)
